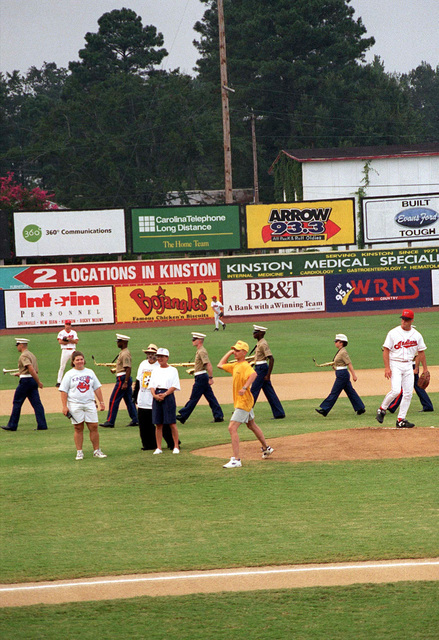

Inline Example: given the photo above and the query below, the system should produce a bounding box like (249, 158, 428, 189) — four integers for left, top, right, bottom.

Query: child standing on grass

(217, 340, 274, 468)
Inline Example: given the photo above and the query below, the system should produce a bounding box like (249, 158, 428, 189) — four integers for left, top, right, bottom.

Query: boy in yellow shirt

(218, 340, 274, 468)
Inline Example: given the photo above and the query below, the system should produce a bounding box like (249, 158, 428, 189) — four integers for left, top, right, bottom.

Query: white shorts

(231, 408, 255, 423)
(68, 400, 98, 425)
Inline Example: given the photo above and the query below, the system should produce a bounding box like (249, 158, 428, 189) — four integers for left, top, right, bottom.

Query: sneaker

(214, 328, 219, 332)
(93, 449, 107, 458)
(223, 457, 242, 468)
(261, 446, 274, 459)
(376, 408, 386, 424)
(396, 419, 415, 429)
(222, 324, 226, 330)
(55, 383, 61, 388)
(173, 448, 180, 454)
(75, 450, 84, 460)
(153, 448, 163, 455)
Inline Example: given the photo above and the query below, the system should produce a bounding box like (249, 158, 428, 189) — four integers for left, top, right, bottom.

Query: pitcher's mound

(192, 427, 439, 463)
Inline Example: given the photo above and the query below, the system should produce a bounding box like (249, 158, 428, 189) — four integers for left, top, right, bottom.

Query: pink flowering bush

(0, 173, 58, 211)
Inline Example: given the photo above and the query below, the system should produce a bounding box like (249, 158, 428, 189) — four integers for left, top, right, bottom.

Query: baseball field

(1, 312, 438, 638)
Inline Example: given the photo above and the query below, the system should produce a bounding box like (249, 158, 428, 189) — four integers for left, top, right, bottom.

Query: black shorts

(152, 391, 177, 425)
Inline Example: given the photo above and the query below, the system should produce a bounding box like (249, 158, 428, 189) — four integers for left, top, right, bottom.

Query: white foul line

(1, 560, 439, 593)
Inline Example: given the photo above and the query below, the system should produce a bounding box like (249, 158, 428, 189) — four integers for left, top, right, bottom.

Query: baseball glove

(417, 371, 430, 390)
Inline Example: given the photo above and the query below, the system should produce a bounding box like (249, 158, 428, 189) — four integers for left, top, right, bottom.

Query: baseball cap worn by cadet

(231, 340, 249, 352)
(401, 309, 414, 320)
(335, 334, 348, 343)
(143, 343, 158, 354)
(156, 348, 170, 357)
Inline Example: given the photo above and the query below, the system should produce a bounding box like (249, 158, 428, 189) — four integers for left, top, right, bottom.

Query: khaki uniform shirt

(255, 338, 272, 362)
(194, 345, 210, 373)
(18, 349, 38, 376)
(116, 348, 132, 375)
(333, 347, 351, 369)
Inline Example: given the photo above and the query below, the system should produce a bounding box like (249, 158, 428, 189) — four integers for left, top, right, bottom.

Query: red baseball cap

(400, 309, 414, 320)
(65, 319, 72, 324)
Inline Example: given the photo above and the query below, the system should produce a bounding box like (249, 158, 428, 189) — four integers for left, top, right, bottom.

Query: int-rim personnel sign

(245, 198, 355, 249)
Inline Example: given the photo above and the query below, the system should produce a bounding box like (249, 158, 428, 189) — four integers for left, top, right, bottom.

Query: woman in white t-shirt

(59, 351, 107, 460)
(149, 348, 180, 455)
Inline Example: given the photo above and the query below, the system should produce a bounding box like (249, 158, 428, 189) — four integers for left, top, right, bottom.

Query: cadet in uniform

(177, 332, 224, 424)
(1, 338, 48, 431)
(251, 325, 285, 419)
(100, 334, 138, 428)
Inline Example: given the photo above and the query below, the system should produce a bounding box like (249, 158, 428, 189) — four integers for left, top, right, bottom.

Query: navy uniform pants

(251, 363, 285, 419)
(8, 378, 47, 430)
(178, 374, 224, 422)
(320, 369, 365, 414)
(106, 374, 138, 426)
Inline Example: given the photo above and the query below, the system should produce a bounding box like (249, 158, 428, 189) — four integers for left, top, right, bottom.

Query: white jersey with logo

(149, 366, 180, 392)
(57, 329, 78, 349)
(136, 359, 159, 409)
(211, 300, 223, 314)
(383, 326, 427, 363)
(59, 367, 101, 403)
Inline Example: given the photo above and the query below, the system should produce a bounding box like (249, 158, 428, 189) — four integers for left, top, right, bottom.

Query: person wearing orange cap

(56, 320, 78, 387)
(218, 340, 273, 468)
(376, 309, 429, 428)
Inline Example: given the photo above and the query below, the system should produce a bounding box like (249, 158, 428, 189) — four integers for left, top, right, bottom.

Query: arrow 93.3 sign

(245, 198, 355, 249)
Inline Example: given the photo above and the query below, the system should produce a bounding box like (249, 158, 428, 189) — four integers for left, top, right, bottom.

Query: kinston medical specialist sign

(363, 193, 439, 244)
(13, 210, 126, 256)
(131, 205, 240, 253)
(4, 286, 114, 328)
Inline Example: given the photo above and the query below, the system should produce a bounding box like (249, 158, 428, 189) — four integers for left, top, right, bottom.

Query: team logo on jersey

(77, 376, 91, 393)
(394, 340, 418, 350)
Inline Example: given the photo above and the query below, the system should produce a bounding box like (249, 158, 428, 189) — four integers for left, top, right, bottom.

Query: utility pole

(250, 113, 259, 203)
(217, 0, 233, 204)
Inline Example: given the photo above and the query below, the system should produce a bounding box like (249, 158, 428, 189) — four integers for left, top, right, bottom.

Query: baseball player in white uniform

(211, 296, 226, 331)
(56, 320, 78, 386)
(376, 309, 428, 428)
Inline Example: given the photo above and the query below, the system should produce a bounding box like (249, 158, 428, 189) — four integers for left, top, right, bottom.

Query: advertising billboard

(245, 198, 355, 249)
(4, 286, 115, 328)
(222, 276, 325, 316)
(131, 205, 241, 253)
(114, 282, 221, 323)
(220, 246, 439, 279)
(363, 193, 439, 244)
(6, 258, 220, 289)
(325, 269, 432, 313)
(13, 210, 126, 256)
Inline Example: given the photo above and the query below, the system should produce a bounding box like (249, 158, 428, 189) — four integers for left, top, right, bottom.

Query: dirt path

(1, 559, 438, 607)
(1, 366, 439, 416)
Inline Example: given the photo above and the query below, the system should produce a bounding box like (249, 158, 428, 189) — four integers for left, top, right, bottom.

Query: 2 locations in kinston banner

(245, 198, 355, 249)
(2, 259, 222, 325)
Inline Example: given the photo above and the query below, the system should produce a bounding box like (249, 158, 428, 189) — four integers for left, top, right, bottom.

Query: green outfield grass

(1, 582, 439, 640)
(1, 313, 438, 637)
(1, 311, 438, 389)
(1, 398, 438, 584)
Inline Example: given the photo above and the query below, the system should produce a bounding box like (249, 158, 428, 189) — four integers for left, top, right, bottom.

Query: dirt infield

(2, 366, 439, 416)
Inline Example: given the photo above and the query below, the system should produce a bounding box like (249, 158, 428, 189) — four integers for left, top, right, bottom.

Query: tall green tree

(193, 0, 425, 200)
(400, 63, 439, 141)
(69, 8, 167, 85)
